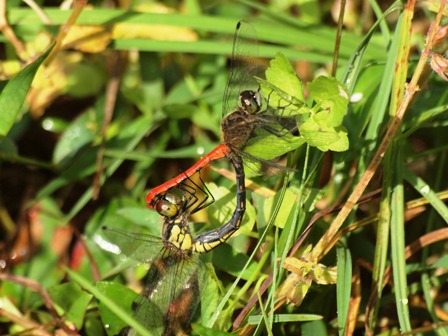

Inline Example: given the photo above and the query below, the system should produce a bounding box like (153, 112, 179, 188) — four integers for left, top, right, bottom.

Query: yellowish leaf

(113, 3, 198, 41)
(63, 25, 112, 53)
(113, 23, 198, 41)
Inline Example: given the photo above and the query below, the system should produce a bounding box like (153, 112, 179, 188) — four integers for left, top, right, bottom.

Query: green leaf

(65, 62, 105, 98)
(300, 112, 349, 152)
(0, 44, 54, 137)
(302, 320, 328, 336)
(0, 136, 18, 155)
(263, 188, 298, 229)
(336, 245, 352, 336)
(307, 76, 349, 127)
(97, 281, 138, 336)
(265, 52, 304, 102)
(191, 323, 233, 336)
(212, 243, 259, 280)
(116, 207, 161, 236)
(49, 282, 93, 330)
(197, 261, 220, 328)
(66, 268, 152, 336)
(53, 108, 97, 166)
(257, 53, 305, 116)
(84, 311, 107, 336)
(244, 130, 305, 161)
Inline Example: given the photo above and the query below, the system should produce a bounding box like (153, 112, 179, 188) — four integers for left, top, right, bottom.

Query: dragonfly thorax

(162, 215, 194, 253)
(221, 109, 260, 150)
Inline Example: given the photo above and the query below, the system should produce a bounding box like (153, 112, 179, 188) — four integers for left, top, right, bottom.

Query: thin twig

(0, 0, 26, 57)
(22, 0, 52, 24)
(331, 0, 346, 76)
(92, 52, 125, 200)
(0, 308, 53, 336)
(0, 273, 80, 336)
(44, 0, 87, 66)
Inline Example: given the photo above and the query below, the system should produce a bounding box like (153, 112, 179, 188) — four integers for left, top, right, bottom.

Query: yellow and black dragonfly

(102, 152, 245, 336)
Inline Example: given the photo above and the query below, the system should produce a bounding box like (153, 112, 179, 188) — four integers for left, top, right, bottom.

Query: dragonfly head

(155, 192, 183, 218)
(240, 90, 261, 114)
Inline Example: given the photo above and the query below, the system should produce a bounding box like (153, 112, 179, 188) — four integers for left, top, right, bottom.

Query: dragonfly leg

(178, 173, 215, 215)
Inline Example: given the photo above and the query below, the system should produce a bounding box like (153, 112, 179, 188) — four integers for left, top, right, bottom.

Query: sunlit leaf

(265, 52, 304, 102)
(112, 4, 198, 42)
(0, 44, 54, 137)
(300, 112, 349, 152)
(307, 76, 349, 127)
(244, 130, 305, 160)
(263, 188, 299, 229)
(63, 25, 112, 53)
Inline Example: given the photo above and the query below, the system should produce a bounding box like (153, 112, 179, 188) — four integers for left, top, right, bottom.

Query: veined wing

(222, 20, 261, 119)
(129, 253, 206, 336)
(102, 227, 207, 336)
(102, 226, 164, 265)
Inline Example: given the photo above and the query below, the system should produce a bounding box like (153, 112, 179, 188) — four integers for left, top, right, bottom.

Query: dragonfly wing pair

(103, 227, 207, 336)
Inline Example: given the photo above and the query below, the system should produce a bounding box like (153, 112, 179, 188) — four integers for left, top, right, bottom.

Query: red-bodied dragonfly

(102, 153, 245, 335)
(146, 20, 299, 212)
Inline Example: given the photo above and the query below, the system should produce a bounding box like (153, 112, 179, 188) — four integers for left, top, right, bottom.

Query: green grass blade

(403, 167, 448, 223)
(64, 268, 152, 336)
(390, 144, 411, 332)
(336, 243, 352, 336)
(0, 44, 54, 137)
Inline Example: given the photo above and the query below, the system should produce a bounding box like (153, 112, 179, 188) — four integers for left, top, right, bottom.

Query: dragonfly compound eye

(155, 194, 181, 218)
(240, 90, 261, 114)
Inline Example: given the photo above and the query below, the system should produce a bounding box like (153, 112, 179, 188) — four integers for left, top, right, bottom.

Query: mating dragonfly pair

(103, 20, 300, 335)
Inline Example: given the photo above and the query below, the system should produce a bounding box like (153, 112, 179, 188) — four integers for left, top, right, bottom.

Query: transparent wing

(104, 227, 206, 336)
(222, 20, 262, 118)
(129, 254, 205, 336)
(102, 226, 164, 264)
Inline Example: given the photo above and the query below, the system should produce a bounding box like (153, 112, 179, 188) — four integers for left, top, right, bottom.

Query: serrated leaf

(326, 128, 349, 152)
(265, 52, 304, 102)
(307, 76, 349, 127)
(257, 53, 304, 117)
(300, 113, 349, 152)
(258, 78, 304, 117)
(0, 44, 54, 137)
(308, 76, 347, 102)
(319, 95, 348, 127)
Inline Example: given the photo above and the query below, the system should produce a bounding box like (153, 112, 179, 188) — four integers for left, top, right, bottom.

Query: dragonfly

(146, 20, 300, 212)
(103, 152, 245, 335)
